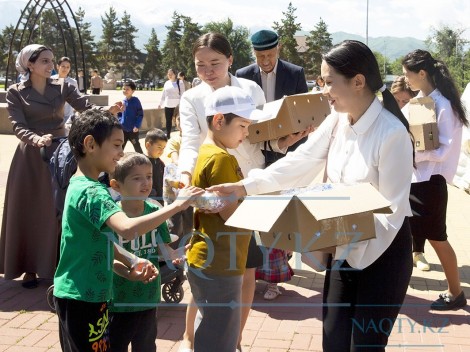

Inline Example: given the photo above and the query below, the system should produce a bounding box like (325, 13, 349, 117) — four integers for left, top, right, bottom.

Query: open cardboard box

(247, 92, 330, 144)
(408, 96, 439, 151)
(225, 183, 392, 252)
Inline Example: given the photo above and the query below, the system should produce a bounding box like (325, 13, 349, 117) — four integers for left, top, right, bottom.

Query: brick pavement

(0, 91, 469, 351)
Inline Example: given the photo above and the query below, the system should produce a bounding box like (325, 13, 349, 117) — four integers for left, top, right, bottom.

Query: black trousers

(54, 297, 110, 352)
(322, 218, 412, 352)
(123, 130, 143, 153)
(164, 107, 176, 138)
(109, 308, 157, 352)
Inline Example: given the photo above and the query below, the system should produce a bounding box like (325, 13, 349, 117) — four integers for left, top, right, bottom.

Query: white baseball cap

(204, 86, 269, 121)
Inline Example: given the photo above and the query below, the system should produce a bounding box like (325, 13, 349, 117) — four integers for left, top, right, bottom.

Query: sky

(1, 0, 470, 46)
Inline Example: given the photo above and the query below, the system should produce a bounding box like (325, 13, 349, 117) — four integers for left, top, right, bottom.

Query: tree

(115, 11, 141, 79)
(373, 51, 391, 80)
(273, 2, 302, 66)
(72, 7, 99, 78)
(141, 28, 163, 82)
(179, 15, 202, 79)
(426, 25, 469, 91)
(389, 56, 405, 76)
(305, 18, 332, 77)
(203, 18, 252, 73)
(97, 6, 121, 71)
(161, 12, 183, 73)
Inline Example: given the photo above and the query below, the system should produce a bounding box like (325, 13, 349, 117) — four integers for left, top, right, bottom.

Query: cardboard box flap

(409, 96, 436, 124)
(225, 195, 293, 232)
(257, 99, 284, 122)
(248, 92, 330, 143)
(296, 183, 392, 220)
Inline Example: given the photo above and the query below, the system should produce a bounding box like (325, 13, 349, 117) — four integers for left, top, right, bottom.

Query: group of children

(52, 85, 257, 351)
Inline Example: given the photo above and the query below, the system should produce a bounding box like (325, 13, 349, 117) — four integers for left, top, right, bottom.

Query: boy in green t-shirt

(186, 86, 268, 352)
(108, 152, 183, 352)
(53, 109, 203, 352)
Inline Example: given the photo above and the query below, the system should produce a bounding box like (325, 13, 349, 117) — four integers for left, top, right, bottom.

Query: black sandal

(22, 273, 38, 289)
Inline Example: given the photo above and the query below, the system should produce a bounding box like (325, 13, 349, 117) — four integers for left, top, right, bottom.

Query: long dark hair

(402, 49, 467, 126)
(322, 40, 410, 131)
(323, 40, 415, 166)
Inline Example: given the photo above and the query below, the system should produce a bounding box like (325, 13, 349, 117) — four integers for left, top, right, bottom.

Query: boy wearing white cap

(186, 86, 267, 352)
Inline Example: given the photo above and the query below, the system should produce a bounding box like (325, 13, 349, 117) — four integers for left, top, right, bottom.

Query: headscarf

(15, 44, 47, 82)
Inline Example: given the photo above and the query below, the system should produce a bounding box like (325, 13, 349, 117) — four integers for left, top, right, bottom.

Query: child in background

(119, 81, 144, 154)
(53, 109, 203, 351)
(165, 106, 194, 242)
(144, 128, 168, 203)
(108, 152, 184, 352)
(186, 86, 268, 352)
(90, 69, 103, 95)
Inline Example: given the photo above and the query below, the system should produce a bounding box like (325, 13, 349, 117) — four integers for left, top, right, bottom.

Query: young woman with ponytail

(402, 49, 468, 310)
(210, 40, 415, 351)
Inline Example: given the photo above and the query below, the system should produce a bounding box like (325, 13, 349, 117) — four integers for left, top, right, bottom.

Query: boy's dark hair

(206, 113, 238, 130)
(113, 152, 151, 183)
(145, 128, 167, 144)
(124, 81, 136, 91)
(68, 109, 122, 159)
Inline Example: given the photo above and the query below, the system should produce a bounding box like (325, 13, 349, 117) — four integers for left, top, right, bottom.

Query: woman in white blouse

(211, 40, 414, 351)
(158, 68, 185, 138)
(402, 49, 468, 310)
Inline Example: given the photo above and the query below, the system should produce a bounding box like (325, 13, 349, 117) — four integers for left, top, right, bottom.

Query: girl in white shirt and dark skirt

(211, 40, 415, 351)
(402, 50, 468, 311)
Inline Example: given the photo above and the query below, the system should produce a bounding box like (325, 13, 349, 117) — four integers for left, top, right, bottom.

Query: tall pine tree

(273, 2, 302, 66)
(72, 7, 98, 77)
(179, 15, 202, 80)
(97, 6, 120, 71)
(141, 28, 163, 82)
(115, 11, 141, 79)
(305, 18, 332, 77)
(161, 12, 183, 73)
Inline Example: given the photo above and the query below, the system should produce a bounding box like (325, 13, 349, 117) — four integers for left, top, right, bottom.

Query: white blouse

(178, 74, 286, 177)
(403, 89, 463, 184)
(159, 80, 185, 108)
(243, 97, 413, 269)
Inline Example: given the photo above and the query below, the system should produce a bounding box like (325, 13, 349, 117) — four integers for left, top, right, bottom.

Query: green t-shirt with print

(54, 176, 122, 302)
(110, 201, 171, 313)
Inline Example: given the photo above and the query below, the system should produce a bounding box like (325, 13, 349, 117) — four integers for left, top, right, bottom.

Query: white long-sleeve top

(402, 89, 463, 184)
(243, 97, 413, 269)
(159, 80, 185, 108)
(178, 74, 286, 177)
(51, 75, 78, 121)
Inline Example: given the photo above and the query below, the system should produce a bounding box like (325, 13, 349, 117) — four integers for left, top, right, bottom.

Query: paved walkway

(0, 91, 469, 351)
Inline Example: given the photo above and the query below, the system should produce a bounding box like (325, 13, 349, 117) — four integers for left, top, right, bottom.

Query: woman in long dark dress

(0, 44, 122, 288)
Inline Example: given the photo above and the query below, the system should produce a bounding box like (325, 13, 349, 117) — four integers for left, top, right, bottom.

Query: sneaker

(413, 252, 431, 271)
(431, 291, 467, 311)
(263, 283, 281, 300)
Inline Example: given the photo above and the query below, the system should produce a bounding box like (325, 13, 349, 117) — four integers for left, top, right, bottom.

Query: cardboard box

(247, 92, 330, 144)
(408, 96, 439, 151)
(225, 183, 392, 252)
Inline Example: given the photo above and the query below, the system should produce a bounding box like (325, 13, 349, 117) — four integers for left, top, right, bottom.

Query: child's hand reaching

(173, 186, 204, 210)
(128, 258, 159, 284)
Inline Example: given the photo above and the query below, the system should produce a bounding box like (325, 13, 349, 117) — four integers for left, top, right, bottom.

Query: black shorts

(54, 296, 110, 352)
(409, 174, 448, 241)
(245, 233, 263, 268)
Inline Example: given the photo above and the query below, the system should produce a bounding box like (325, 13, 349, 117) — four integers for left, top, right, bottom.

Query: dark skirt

(0, 141, 60, 279)
(409, 174, 448, 241)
